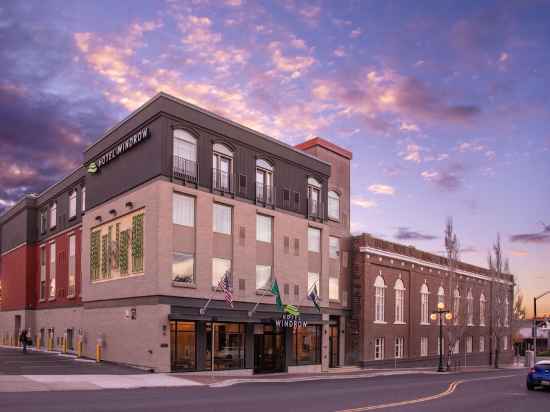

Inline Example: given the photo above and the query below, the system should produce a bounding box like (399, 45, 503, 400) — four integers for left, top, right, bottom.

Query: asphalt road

(1, 369, 547, 412)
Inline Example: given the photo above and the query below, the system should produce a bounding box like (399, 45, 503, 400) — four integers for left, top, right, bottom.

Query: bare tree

(487, 233, 511, 368)
(444, 217, 466, 369)
(512, 281, 527, 357)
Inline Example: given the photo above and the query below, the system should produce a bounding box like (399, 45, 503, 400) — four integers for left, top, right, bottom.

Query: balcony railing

(308, 198, 324, 220)
(173, 155, 198, 183)
(255, 182, 274, 205)
(212, 168, 233, 193)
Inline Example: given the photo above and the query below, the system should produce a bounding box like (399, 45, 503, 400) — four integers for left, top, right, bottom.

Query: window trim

(213, 203, 232, 235)
(69, 188, 77, 220)
(308, 226, 321, 253)
(172, 251, 196, 286)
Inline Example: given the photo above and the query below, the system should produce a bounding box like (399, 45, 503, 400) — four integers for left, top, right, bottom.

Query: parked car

(527, 360, 550, 390)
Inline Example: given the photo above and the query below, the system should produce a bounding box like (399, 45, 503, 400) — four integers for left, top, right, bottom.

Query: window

(421, 337, 430, 357)
(256, 265, 272, 290)
(453, 288, 460, 325)
(256, 214, 272, 243)
(206, 323, 245, 370)
(329, 236, 340, 258)
(307, 177, 321, 216)
(420, 283, 429, 325)
(212, 143, 233, 192)
(374, 337, 385, 360)
(308, 272, 320, 295)
(69, 189, 77, 219)
(329, 277, 339, 301)
(293, 238, 300, 256)
(453, 339, 460, 354)
(479, 336, 485, 352)
(308, 227, 321, 252)
(395, 337, 404, 359)
(213, 204, 232, 235)
(39, 246, 46, 300)
(256, 159, 273, 204)
(437, 286, 445, 324)
(374, 274, 386, 323)
(68, 235, 76, 297)
(173, 253, 194, 284)
(212, 258, 231, 288)
(503, 336, 508, 351)
(292, 325, 321, 365)
(40, 210, 47, 234)
(394, 278, 405, 324)
(328, 191, 340, 220)
(466, 336, 473, 353)
(504, 297, 510, 327)
(479, 293, 486, 326)
(81, 186, 86, 213)
(49, 242, 56, 299)
(467, 289, 474, 326)
(173, 193, 195, 227)
(49, 202, 57, 229)
(173, 129, 197, 180)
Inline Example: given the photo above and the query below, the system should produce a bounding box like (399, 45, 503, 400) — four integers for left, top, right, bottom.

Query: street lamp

(431, 302, 453, 372)
(533, 290, 550, 364)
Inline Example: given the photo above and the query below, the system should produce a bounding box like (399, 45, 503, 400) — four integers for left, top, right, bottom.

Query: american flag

(218, 271, 233, 308)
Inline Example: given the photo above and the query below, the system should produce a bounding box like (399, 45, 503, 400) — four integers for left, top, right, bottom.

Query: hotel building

(0, 92, 514, 372)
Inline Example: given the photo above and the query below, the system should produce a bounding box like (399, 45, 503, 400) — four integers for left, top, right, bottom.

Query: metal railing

(173, 155, 198, 183)
(212, 168, 232, 193)
(256, 182, 274, 205)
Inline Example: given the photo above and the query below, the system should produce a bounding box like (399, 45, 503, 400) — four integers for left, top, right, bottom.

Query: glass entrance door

(170, 321, 196, 371)
(329, 324, 339, 368)
(254, 326, 286, 373)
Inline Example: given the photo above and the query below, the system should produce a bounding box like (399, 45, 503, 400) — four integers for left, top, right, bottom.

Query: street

(0, 369, 546, 412)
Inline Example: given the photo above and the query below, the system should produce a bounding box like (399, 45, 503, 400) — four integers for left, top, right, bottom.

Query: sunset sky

(0, 1, 548, 314)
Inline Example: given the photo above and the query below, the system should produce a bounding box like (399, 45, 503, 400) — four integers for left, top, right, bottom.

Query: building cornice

(359, 246, 514, 286)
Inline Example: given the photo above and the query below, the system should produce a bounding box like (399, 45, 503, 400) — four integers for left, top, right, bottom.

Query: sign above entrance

(275, 313, 308, 328)
(87, 127, 151, 174)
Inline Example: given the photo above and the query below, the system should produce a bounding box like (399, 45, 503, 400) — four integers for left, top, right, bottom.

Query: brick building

(0, 92, 514, 372)
(351, 234, 515, 367)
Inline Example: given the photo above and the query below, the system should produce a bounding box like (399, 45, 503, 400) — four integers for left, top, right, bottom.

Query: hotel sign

(87, 127, 151, 174)
(275, 313, 308, 328)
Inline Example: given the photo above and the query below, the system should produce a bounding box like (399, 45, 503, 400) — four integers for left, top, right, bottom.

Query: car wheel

(526, 383, 535, 391)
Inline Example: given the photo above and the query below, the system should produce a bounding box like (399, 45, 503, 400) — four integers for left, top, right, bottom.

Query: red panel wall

(34, 228, 82, 309)
(0, 244, 36, 311)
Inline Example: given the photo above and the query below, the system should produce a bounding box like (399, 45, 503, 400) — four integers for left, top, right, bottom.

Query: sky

(0, 0, 549, 315)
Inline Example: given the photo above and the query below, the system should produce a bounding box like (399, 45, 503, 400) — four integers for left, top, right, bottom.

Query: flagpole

(248, 279, 272, 318)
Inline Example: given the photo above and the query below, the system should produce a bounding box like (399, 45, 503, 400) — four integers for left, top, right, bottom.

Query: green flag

(271, 279, 284, 311)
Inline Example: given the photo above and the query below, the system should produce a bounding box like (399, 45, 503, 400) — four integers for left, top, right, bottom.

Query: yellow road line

(336, 373, 521, 412)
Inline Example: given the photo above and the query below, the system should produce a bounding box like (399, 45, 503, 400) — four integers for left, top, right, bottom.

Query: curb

(208, 366, 527, 388)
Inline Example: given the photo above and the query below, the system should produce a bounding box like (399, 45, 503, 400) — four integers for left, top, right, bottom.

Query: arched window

(504, 296, 510, 327)
(394, 278, 405, 324)
(307, 177, 321, 217)
(173, 129, 198, 181)
(437, 286, 446, 324)
(328, 191, 340, 221)
(213, 143, 233, 192)
(467, 289, 474, 326)
(420, 283, 429, 325)
(479, 293, 486, 326)
(256, 159, 274, 204)
(453, 288, 461, 325)
(374, 274, 386, 323)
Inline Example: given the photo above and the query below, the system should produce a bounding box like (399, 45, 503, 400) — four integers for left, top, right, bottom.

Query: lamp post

(533, 290, 550, 365)
(431, 302, 453, 372)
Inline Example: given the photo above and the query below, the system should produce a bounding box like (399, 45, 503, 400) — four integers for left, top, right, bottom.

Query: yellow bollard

(62, 336, 67, 354)
(36, 335, 40, 350)
(76, 337, 82, 358)
(95, 344, 101, 362)
(47, 336, 52, 352)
